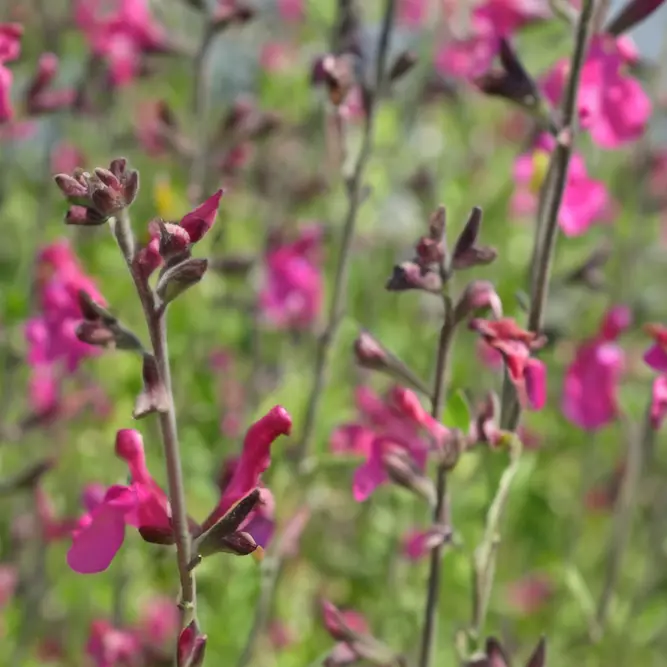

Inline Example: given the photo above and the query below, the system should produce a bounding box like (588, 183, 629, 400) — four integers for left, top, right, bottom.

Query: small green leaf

(442, 389, 471, 431)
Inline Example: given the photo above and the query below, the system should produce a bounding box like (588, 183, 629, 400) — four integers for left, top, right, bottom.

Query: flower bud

(178, 622, 208, 667)
(451, 207, 498, 270)
(353, 330, 430, 395)
(155, 258, 209, 306)
(606, 0, 666, 36)
(386, 262, 442, 293)
(389, 50, 418, 82)
(454, 281, 503, 323)
(133, 354, 170, 419)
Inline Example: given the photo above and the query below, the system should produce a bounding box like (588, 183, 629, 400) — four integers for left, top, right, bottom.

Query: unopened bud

(54, 174, 88, 201)
(454, 281, 503, 323)
(93, 167, 121, 190)
(133, 353, 170, 419)
(451, 207, 497, 271)
(155, 257, 208, 306)
(178, 622, 208, 667)
(386, 262, 443, 293)
(138, 525, 175, 545)
(353, 330, 430, 395)
(389, 50, 418, 82)
(606, 0, 667, 36)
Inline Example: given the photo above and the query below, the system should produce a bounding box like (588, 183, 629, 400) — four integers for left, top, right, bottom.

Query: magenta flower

(139, 596, 179, 652)
(511, 133, 610, 236)
(506, 573, 553, 615)
(435, 0, 547, 81)
(74, 0, 167, 86)
(200, 406, 292, 542)
(650, 375, 667, 430)
(259, 225, 324, 330)
(277, 0, 303, 21)
(398, 0, 428, 25)
(0, 23, 22, 123)
(86, 619, 141, 667)
(542, 34, 651, 149)
(643, 322, 667, 372)
(402, 527, 449, 560)
(25, 240, 106, 414)
(470, 318, 547, 410)
(562, 306, 631, 431)
(135, 189, 223, 278)
(331, 386, 448, 502)
(67, 430, 172, 574)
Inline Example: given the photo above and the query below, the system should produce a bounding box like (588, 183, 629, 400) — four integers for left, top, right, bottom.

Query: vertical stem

(112, 212, 195, 629)
(418, 297, 455, 667)
(501, 0, 596, 431)
(189, 20, 216, 202)
(594, 409, 651, 638)
(295, 0, 398, 463)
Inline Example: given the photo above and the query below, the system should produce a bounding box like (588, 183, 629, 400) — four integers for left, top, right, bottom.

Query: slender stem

(502, 0, 596, 431)
(418, 297, 455, 667)
(189, 20, 216, 202)
(594, 409, 651, 638)
(470, 437, 522, 643)
(112, 211, 195, 628)
(295, 0, 398, 463)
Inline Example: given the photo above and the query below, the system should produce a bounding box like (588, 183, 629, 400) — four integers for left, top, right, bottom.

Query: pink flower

(650, 375, 667, 430)
(277, 0, 303, 21)
(67, 430, 172, 574)
(506, 573, 553, 614)
(331, 386, 447, 502)
(0, 23, 22, 123)
(470, 318, 547, 410)
(542, 34, 651, 149)
(200, 406, 292, 542)
(259, 225, 323, 330)
(643, 322, 667, 372)
(86, 619, 141, 667)
(25, 240, 106, 414)
(402, 527, 449, 560)
(562, 306, 631, 431)
(511, 133, 610, 236)
(435, 0, 547, 81)
(51, 141, 85, 175)
(0, 564, 17, 608)
(74, 0, 166, 86)
(139, 596, 179, 651)
(399, 0, 429, 25)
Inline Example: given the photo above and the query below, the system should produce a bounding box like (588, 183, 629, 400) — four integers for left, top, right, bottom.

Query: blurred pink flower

(25, 240, 106, 414)
(26, 53, 76, 114)
(506, 573, 553, 614)
(67, 430, 172, 574)
(562, 306, 631, 431)
(0, 564, 17, 608)
(0, 23, 22, 123)
(402, 527, 449, 560)
(210, 349, 246, 439)
(51, 141, 85, 175)
(643, 322, 667, 372)
(200, 406, 292, 546)
(269, 620, 295, 650)
(74, 0, 166, 86)
(435, 0, 547, 80)
(139, 596, 179, 651)
(86, 619, 141, 667)
(260, 42, 296, 73)
(259, 225, 323, 330)
(470, 318, 547, 410)
(277, 0, 303, 21)
(511, 133, 610, 236)
(331, 386, 448, 501)
(542, 34, 651, 149)
(650, 375, 667, 430)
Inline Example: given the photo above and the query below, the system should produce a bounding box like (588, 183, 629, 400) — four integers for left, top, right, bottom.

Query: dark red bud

(138, 525, 175, 545)
(93, 168, 121, 190)
(133, 353, 170, 419)
(386, 262, 443, 293)
(54, 174, 88, 200)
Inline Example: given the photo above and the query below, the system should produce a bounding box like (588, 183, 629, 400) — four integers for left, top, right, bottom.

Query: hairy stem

(295, 0, 398, 464)
(594, 409, 651, 638)
(501, 0, 596, 431)
(470, 436, 522, 643)
(418, 296, 455, 667)
(113, 211, 195, 629)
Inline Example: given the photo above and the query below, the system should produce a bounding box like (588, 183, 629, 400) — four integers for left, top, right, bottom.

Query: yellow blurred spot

(252, 546, 265, 563)
(529, 150, 550, 194)
(153, 175, 179, 219)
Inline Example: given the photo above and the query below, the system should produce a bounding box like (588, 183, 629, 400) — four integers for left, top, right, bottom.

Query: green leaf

(442, 389, 471, 431)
